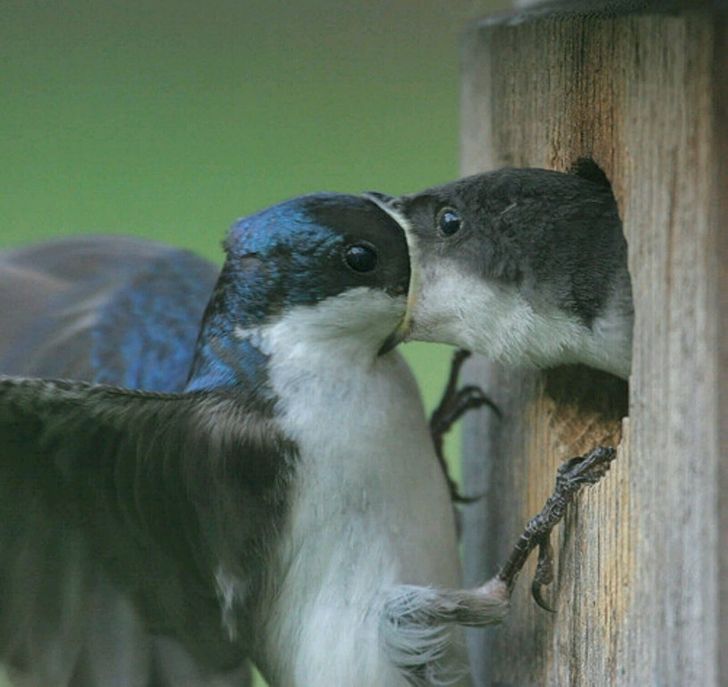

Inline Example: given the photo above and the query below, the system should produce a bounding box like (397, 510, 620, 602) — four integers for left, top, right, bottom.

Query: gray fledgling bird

(368, 166, 633, 379)
(0, 190, 615, 687)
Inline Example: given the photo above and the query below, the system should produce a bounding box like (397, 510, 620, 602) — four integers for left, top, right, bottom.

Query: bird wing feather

(0, 376, 292, 685)
(0, 236, 218, 390)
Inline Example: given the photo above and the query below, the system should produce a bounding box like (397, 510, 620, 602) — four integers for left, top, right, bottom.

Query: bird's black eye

(437, 207, 462, 236)
(344, 243, 378, 273)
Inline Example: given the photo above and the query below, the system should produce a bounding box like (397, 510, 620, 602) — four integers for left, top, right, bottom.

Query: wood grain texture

(460, 3, 727, 685)
(715, 18, 728, 687)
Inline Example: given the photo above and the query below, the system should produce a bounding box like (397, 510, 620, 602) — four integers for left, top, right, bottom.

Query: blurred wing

(0, 236, 218, 389)
(0, 377, 293, 686)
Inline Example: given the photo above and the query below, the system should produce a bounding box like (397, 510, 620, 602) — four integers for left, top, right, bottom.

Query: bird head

(189, 193, 411, 390)
(367, 169, 629, 374)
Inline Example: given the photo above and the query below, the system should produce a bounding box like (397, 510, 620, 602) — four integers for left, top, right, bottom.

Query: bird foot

(383, 449, 615, 633)
(429, 349, 501, 503)
(496, 445, 617, 610)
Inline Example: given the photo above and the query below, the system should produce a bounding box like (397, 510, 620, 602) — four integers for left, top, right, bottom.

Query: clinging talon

(429, 349, 501, 503)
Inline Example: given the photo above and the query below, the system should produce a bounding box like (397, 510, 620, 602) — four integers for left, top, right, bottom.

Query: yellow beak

(363, 192, 420, 356)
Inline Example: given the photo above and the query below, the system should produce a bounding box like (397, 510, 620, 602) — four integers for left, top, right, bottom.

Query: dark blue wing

(0, 235, 218, 389)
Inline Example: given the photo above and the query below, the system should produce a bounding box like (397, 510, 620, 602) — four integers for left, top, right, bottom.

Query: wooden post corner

(460, 2, 728, 684)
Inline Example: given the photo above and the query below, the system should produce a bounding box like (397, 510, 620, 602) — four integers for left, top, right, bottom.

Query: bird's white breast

(247, 294, 465, 686)
(412, 259, 632, 378)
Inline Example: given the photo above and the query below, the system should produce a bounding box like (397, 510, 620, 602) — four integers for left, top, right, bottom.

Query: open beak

(363, 192, 420, 356)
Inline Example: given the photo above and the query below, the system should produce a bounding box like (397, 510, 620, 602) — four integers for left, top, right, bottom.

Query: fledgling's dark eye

(437, 207, 462, 236)
(344, 243, 378, 273)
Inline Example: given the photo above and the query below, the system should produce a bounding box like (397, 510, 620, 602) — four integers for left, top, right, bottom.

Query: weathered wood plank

(460, 3, 727, 685)
(714, 18, 728, 686)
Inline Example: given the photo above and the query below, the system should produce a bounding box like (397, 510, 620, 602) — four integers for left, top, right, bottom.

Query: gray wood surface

(460, 2, 728, 685)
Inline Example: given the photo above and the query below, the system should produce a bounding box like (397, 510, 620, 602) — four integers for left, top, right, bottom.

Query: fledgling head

(188, 193, 410, 390)
(367, 168, 633, 378)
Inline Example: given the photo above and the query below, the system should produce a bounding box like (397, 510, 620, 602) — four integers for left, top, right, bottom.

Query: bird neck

(187, 284, 402, 393)
(185, 286, 272, 393)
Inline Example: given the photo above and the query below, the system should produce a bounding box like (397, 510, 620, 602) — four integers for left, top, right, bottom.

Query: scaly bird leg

(429, 349, 501, 503)
(496, 445, 616, 610)
(385, 445, 617, 638)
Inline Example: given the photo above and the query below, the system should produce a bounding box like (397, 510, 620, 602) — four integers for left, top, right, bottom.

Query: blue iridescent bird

(0, 195, 497, 687)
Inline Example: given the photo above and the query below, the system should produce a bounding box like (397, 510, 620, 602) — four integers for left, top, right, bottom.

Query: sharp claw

(531, 580, 556, 613)
(451, 490, 485, 504)
(530, 535, 555, 612)
(496, 445, 616, 609)
(430, 349, 500, 505)
(454, 385, 503, 419)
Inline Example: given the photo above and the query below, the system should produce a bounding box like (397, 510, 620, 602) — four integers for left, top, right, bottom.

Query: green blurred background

(1, 1, 508, 684)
